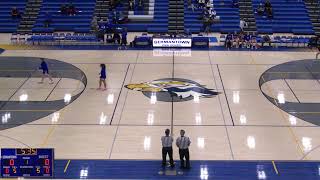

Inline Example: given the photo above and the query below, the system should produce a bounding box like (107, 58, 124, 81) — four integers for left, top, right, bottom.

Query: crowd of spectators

(224, 32, 259, 50)
(128, 0, 144, 11)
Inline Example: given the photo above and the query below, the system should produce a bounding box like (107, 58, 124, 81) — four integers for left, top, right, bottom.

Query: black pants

(162, 147, 174, 166)
(179, 148, 190, 168)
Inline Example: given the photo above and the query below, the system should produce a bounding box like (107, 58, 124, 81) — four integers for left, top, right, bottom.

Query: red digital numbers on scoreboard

(45, 167, 50, 174)
(45, 159, 50, 166)
(9, 159, 14, 166)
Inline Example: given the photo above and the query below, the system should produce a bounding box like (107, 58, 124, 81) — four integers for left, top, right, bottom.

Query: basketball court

(0, 49, 319, 179)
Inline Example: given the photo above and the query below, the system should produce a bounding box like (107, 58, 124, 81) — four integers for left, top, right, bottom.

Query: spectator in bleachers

(244, 33, 251, 48)
(203, 16, 210, 33)
(120, 28, 128, 49)
(261, 34, 271, 47)
(251, 35, 258, 49)
(185, 28, 191, 36)
(232, 0, 239, 8)
(68, 2, 77, 16)
(264, 0, 271, 9)
(118, 11, 128, 24)
(44, 12, 52, 28)
(129, 0, 134, 11)
(256, 3, 264, 16)
(112, 9, 118, 23)
(239, 32, 245, 47)
(225, 33, 233, 50)
(110, 0, 115, 9)
(264, 0, 273, 18)
(209, 7, 216, 18)
(138, 0, 144, 10)
(188, 0, 195, 12)
(11, 7, 21, 19)
(91, 16, 99, 32)
(205, 0, 211, 9)
(60, 4, 68, 15)
(198, 0, 205, 9)
(233, 33, 240, 48)
(113, 31, 121, 44)
(239, 18, 247, 32)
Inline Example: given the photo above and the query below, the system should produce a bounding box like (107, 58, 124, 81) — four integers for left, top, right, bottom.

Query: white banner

(152, 38, 192, 48)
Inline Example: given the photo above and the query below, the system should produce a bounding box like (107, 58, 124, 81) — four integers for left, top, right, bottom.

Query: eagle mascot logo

(125, 78, 219, 102)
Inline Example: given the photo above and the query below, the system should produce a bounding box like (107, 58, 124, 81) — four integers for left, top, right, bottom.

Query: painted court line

(40, 74, 86, 147)
(209, 53, 235, 160)
(0, 109, 56, 112)
(272, 161, 279, 175)
(216, 64, 235, 126)
(284, 78, 301, 103)
(108, 52, 140, 159)
(249, 52, 306, 159)
(109, 64, 130, 125)
(64, 160, 71, 173)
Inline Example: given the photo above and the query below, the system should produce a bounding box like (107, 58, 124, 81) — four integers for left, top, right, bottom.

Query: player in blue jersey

(244, 33, 251, 48)
(98, 64, 107, 90)
(118, 28, 128, 50)
(39, 58, 54, 84)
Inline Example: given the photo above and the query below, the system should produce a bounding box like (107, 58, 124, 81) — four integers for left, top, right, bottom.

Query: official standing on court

(176, 129, 191, 169)
(161, 129, 174, 168)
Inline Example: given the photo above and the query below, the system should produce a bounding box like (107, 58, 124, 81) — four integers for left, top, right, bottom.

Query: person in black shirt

(11, 7, 21, 18)
(264, 0, 273, 18)
(60, 4, 67, 15)
(225, 33, 233, 50)
(68, 2, 77, 16)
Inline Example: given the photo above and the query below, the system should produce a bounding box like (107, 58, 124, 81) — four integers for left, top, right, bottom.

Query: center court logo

(125, 78, 219, 102)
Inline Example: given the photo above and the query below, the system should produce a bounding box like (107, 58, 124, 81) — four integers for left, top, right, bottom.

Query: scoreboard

(1, 148, 54, 177)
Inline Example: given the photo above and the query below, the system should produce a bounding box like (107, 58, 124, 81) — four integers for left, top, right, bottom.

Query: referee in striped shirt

(161, 129, 174, 167)
(176, 129, 191, 169)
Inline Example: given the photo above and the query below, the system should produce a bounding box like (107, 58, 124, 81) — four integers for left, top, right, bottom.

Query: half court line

(108, 51, 140, 159)
(216, 64, 235, 126)
(109, 64, 130, 125)
(209, 52, 235, 160)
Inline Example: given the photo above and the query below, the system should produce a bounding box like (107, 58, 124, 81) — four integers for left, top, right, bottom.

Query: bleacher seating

(121, 0, 168, 32)
(133, 0, 150, 15)
(0, 0, 317, 35)
(253, 0, 314, 35)
(0, 0, 26, 33)
(184, 0, 240, 33)
(33, 0, 95, 33)
(147, 0, 168, 32)
(128, 0, 154, 21)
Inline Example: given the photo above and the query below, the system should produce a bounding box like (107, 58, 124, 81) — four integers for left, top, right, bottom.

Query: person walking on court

(39, 58, 54, 84)
(120, 28, 128, 50)
(176, 129, 191, 169)
(97, 64, 107, 90)
(161, 129, 174, 168)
